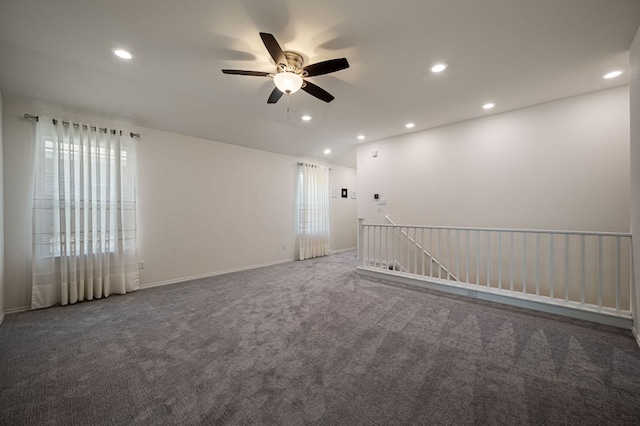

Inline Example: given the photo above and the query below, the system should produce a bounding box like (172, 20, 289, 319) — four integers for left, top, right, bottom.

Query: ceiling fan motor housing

(279, 51, 308, 77)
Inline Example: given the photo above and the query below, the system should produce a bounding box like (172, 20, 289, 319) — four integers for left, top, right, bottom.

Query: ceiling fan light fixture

(273, 72, 303, 94)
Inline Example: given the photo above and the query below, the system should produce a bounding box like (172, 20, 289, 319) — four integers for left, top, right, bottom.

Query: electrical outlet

(138, 260, 145, 270)
(282, 244, 287, 251)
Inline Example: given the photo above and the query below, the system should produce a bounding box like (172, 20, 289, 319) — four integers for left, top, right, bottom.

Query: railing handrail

(385, 215, 459, 281)
(375, 217, 631, 238)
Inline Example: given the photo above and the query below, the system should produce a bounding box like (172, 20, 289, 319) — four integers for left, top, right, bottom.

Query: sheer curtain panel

(297, 163, 330, 260)
(31, 117, 139, 309)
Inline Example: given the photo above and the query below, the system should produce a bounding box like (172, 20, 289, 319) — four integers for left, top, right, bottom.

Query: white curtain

(297, 163, 330, 260)
(31, 116, 139, 309)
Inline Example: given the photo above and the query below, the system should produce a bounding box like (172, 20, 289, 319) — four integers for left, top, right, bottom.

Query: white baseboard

(633, 327, 640, 350)
(331, 247, 357, 254)
(5, 306, 30, 315)
(140, 258, 295, 290)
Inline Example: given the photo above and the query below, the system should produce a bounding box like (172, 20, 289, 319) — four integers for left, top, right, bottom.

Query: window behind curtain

(36, 138, 134, 257)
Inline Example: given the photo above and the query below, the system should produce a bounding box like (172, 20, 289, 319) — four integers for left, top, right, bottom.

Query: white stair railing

(385, 215, 458, 281)
(357, 218, 633, 328)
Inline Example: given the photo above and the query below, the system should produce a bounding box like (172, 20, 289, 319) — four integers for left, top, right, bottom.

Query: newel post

(358, 218, 365, 267)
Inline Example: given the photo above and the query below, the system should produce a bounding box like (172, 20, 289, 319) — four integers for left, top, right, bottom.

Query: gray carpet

(1, 250, 639, 425)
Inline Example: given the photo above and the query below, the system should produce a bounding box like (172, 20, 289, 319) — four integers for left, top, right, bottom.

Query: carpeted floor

(1, 250, 639, 425)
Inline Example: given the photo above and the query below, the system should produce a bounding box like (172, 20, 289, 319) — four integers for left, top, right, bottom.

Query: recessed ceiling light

(405, 122, 415, 129)
(323, 148, 331, 154)
(301, 115, 312, 121)
(430, 63, 447, 73)
(357, 135, 365, 140)
(112, 48, 133, 60)
(483, 102, 496, 110)
(603, 70, 623, 79)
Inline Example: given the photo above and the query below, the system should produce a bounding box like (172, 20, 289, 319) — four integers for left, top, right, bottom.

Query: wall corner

(629, 24, 640, 332)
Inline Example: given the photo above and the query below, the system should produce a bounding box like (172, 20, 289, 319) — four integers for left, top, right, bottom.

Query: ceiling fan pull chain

(286, 93, 290, 120)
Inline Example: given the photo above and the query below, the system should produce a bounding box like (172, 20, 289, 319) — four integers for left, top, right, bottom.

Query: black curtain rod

(24, 113, 141, 138)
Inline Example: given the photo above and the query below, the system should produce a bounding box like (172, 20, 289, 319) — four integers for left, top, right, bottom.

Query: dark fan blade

(303, 58, 349, 77)
(221, 69, 270, 77)
(260, 32, 287, 66)
(302, 81, 335, 103)
(267, 87, 284, 104)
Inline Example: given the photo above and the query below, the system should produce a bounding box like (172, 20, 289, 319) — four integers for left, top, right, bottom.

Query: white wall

(0, 91, 5, 323)
(330, 167, 357, 252)
(2, 101, 356, 311)
(630, 26, 640, 334)
(358, 87, 630, 233)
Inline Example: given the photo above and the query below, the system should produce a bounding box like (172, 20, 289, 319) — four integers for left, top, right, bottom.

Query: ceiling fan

(222, 32, 349, 103)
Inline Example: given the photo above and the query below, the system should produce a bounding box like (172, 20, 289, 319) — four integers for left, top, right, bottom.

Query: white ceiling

(1, 0, 639, 168)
